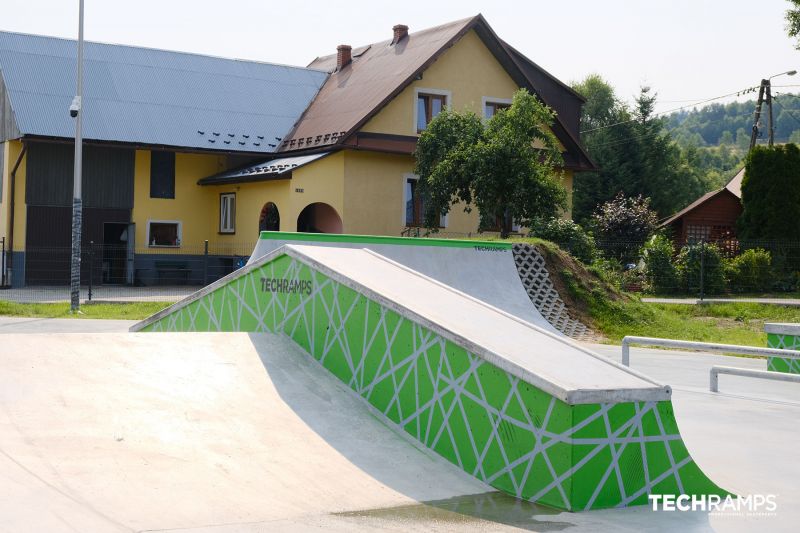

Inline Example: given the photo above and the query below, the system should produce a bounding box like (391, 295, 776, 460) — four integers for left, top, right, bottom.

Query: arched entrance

(259, 202, 280, 233)
(296, 203, 343, 234)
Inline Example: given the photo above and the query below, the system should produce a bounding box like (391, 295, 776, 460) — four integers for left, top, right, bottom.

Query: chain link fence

(0, 237, 255, 303)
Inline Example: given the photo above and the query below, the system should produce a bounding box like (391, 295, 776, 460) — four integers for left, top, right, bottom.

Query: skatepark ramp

(248, 232, 591, 339)
(133, 244, 726, 511)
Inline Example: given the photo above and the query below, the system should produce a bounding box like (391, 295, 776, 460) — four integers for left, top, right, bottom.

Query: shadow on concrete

(247, 332, 716, 531)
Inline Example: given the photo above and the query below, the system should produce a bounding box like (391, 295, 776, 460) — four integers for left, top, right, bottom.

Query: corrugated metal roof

(0, 31, 328, 153)
(197, 152, 330, 185)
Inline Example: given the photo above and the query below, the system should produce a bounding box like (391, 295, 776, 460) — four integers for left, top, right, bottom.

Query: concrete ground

(0, 316, 136, 333)
(0, 330, 797, 532)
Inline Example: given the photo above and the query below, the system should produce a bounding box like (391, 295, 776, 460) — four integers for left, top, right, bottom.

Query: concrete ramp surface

(0, 332, 495, 532)
(133, 244, 726, 510)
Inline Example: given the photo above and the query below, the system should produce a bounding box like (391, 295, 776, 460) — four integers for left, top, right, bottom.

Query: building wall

(204, 152, 345, 241)
(361, 30, 519, 135)
(131, 150, 225, 248)
(8, 140, 25, 252)
(0, 141, 7, 241)
(341, 150, 480, 236)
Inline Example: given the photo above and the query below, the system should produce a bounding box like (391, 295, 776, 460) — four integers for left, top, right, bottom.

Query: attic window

(416, 91, 449, 133)
(484, 100, 511, 119)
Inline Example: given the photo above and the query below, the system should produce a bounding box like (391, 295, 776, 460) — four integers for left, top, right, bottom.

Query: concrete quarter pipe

(248, 232, 590, 338)
(133, 243, 726, 510)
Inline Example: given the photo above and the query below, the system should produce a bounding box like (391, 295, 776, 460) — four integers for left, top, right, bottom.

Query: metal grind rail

(710, 365, 800, 392)
(621, 336, 800, 367)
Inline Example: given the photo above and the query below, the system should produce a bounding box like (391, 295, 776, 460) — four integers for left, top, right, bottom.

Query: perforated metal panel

(512, 243, 594, 340)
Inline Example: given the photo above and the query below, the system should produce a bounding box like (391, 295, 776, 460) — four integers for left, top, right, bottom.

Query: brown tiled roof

(279, 17, 473, 152)
(278, 15, 597, 171)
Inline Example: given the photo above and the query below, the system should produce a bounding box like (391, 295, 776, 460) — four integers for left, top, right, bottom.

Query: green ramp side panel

(138, 253, 725, 511)
(766, 324, 800, 374)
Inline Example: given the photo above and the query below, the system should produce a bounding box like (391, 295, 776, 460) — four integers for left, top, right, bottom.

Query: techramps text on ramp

(132, 243, 727, 511)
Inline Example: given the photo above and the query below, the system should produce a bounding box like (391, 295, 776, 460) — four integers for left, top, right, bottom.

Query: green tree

(738, 144, 800, 240)
(571, 77, 712, 222)
(787, 0, 800, 49)
(414, 89, 566, 236)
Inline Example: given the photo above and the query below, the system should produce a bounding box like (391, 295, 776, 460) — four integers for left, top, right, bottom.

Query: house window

(150, 151, 175, 199)
(404, 176, 446, 227)
(416, 93, 448, 132)
(484, 100, 511, 119)
(148, 220, 182, 247)
(220, 193, 236, 234)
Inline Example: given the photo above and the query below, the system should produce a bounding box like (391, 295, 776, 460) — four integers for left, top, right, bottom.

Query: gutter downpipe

(7, 142, 27, 273)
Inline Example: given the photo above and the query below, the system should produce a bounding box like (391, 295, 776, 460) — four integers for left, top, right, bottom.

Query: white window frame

(413, 88, 452, 134)
(401, 173, 447, 228)
(481, 96, 513, 119)
(219, 192, 236, 234)
(146, 219, 183, 248)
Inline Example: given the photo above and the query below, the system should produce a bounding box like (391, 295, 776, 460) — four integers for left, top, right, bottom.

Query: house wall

(205, 151, 345, 240)
(358, 29, 572, 221)
(340, 150, 480, 235)
(131, 150, 225, 248)
(669, 191, 743, 247)
(361, 30, 519, 135)
(0, 141, 6, 241)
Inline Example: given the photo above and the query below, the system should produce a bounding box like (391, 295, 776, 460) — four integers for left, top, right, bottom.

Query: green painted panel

(258, 230, 512, 250)
(767, 332, 800, 374)
(139, 253, 725, 510)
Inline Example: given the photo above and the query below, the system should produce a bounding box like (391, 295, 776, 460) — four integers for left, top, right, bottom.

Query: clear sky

(2, 0, 799, 114)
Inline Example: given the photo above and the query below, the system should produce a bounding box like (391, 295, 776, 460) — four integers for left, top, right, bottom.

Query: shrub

(641, 234, 679, 294)
(592, 194, 659, 263)
(528, 217, 596, 263)
(676, 243, 726, 295)
(727, 248, 773, 293)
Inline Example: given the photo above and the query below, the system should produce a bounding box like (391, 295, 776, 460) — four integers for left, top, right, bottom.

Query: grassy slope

(529, 240, 798, 346)
(0, 301, 172, 320)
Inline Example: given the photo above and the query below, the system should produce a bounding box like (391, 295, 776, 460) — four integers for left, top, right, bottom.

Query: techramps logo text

(260, 277, 313, 295)
(649, 494, 778, 517)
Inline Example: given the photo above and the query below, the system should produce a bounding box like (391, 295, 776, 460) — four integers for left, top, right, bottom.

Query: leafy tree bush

(415, 89, 565, 237)
(726, 248, 773, 293)
(592, 193, 659, 262)
(738, 144, 800, 241)
(676, 243, 726, 295)
(528, 218, 596, 263)
(640, 234, 679, 294)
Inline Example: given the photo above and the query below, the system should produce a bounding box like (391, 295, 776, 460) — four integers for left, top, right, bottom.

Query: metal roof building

(0, 31, 328, 153)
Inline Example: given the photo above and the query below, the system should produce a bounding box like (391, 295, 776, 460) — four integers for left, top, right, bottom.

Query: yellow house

(0, 15, 594, 287)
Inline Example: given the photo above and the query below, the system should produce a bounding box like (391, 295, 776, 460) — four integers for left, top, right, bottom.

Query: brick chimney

(336, 44, 352, 70)
(392, 24, 409, 44)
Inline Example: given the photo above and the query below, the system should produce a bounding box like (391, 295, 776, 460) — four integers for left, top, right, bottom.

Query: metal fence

(0, 237, 255, 303)
(590, 238, 800, 297)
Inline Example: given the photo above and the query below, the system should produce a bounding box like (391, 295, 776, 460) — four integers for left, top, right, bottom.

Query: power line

(580, 85, 759, 134)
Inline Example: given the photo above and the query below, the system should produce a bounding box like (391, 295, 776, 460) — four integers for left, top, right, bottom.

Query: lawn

(0, 301, 173, 320)
(591, 300, 799, 346)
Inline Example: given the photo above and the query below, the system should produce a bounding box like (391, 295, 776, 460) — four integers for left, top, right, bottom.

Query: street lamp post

(750, 69, 797, 150)
(69, 0, 84, 312)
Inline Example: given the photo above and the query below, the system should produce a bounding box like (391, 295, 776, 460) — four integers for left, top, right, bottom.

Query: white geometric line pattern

(767, 333, 800, 374)
(141, 253, 725, 510)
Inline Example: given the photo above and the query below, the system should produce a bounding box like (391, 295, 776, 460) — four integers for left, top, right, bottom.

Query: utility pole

(69, 0, 85, 312)
(750, 70, 797, 151)
(766, 80, 775, 147)
(749, 80, 767, 151)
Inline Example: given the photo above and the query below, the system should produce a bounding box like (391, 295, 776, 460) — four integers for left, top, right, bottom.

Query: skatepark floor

(0, 331, 797, 532)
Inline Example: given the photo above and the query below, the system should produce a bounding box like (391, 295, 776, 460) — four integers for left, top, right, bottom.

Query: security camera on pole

(69, 0, 84, 312)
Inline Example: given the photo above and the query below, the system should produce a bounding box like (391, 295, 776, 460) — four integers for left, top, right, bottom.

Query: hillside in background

(666, 92, 800, 148)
